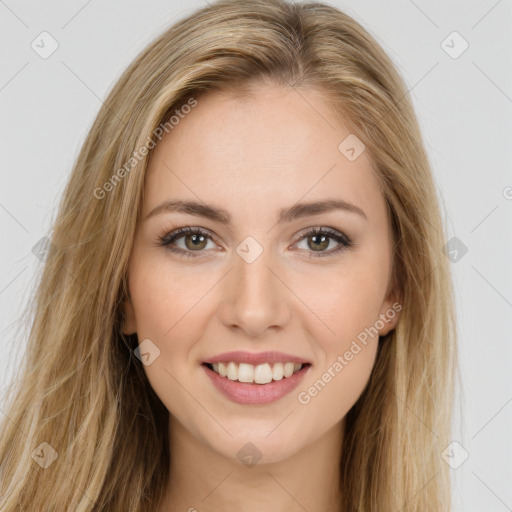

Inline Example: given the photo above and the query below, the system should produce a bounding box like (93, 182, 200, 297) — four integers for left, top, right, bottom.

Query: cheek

(128, 262, 208, 417)
(295, 341, 378, 432)
(293, 257, 384, 412)
(296, 268, 382, 420)
(130, 259, 213, 339)
(297, 257, 389, 343)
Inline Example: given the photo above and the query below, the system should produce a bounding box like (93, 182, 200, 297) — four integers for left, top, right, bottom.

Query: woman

(0, 0, 459, 510)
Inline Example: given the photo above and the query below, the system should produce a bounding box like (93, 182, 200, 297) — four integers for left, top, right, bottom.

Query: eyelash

(157, 226, 353, 259)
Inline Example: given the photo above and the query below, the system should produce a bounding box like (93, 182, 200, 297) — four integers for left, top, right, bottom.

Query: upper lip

(204, 351, 311, 366)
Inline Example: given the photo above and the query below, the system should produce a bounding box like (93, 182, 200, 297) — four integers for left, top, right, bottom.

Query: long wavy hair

(0, 0, 459, 510)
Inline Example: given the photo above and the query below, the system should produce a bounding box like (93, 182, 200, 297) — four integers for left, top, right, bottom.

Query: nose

(217, 247, 292, 338)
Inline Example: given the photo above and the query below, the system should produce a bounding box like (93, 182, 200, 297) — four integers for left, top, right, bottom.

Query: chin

(210, 430, 306, 467)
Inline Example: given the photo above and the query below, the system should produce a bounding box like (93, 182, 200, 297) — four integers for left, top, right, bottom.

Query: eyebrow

(144, 198, 368, 224)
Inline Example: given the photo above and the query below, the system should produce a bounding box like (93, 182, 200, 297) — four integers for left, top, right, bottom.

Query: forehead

(143, 84, 386, 225)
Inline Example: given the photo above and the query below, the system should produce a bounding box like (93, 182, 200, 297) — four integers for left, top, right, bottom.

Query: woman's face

(123, 83, 400, 464)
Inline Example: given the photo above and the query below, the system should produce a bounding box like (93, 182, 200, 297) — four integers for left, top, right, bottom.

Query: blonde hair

(0, 0, 459, 510)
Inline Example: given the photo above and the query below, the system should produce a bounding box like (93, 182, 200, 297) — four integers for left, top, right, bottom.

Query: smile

(202, 359, 312, 405)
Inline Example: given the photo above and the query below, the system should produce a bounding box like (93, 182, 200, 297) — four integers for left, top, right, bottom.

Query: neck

(158, 416, 345, 512)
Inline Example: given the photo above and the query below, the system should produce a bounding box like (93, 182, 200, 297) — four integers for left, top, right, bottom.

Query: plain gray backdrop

(1, 1, 511, 510)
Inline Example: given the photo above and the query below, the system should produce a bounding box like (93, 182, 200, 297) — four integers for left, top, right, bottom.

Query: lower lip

(202, 364, 311, 405)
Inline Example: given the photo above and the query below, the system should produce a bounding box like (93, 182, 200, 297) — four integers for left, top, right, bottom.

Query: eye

(157, 226, 218, 258)
(157, 225, 353, 259)
(293, 226, 352, 258)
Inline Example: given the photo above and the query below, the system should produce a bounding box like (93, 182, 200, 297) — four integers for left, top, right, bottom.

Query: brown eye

(159, 227, 216, 258)
(294, 227, 352, 258)
(183, 233, 208, 251)
(306, 233, 330, 252)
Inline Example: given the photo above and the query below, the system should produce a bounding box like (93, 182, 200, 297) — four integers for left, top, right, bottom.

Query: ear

(122, 296, 137, 335)
(377, 292, 402, 337)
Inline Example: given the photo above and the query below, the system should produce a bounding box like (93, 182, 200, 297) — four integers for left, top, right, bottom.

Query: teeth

(272, 362, 284, 381)
(218, 362, 227, 377)
(283, 362, 295, 378)
(238, 363, 254, 383)
(254, 363, 273, 384)
(227, 361, 238, 381)
(209, 361, 304, 384)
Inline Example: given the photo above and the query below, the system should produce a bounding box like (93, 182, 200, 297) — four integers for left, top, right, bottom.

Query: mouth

(201, 357, 312, 405)
(202, 361, 311, 384)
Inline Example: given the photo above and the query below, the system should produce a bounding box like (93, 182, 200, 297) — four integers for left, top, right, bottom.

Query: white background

(1, 1, 511, 510)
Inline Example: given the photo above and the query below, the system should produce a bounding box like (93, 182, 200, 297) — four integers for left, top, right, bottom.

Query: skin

(123, 82, 400, 512)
